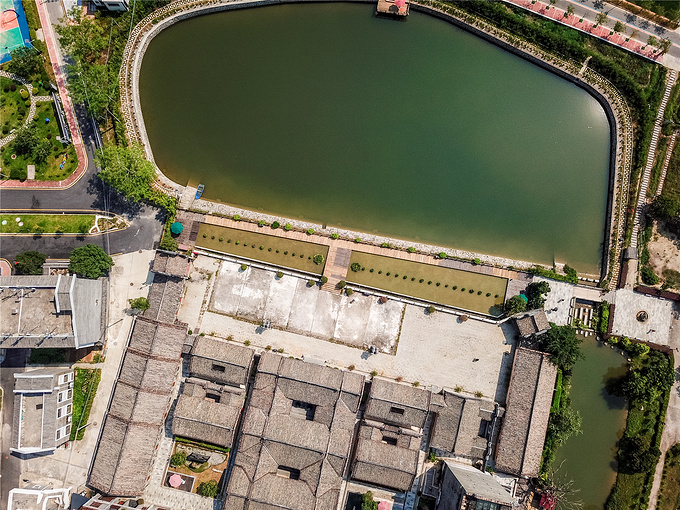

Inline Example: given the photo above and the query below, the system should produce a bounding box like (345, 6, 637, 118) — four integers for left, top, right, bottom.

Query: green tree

(595, 11, 609, 27)
(6, 47, 43, 79)
(641, 265, 660, 285)
(647, 35, 658, 47)
(660, 38, 673, 55)
(526, 280, 551, 310)
(14, 251, 47, 275)
(505, 295, 527, 315)
(170, 451, 187, 467)
(196, 480, 219, 498)
(618, 436, 660, 474)
(128, 297, 150, 312)
(68, 62, 115, 119)
(546, 399, 582, 450)
(538, 325, 583, 372)
(97, 144, 157, 202)
(361, 492, 379, 510)
(13, 127, 38, 155)
(33, 140, 53, 163)
(652, 195, 680, 220)
(69, 244, 114, 279)
(566, 4, 575, 17)
(613, 20, 626, 34)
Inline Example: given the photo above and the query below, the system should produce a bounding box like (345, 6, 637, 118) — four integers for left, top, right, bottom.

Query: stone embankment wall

(119, 0, 634, 283)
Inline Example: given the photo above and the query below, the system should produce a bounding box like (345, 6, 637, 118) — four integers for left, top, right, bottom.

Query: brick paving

(0, 0, 88, 189)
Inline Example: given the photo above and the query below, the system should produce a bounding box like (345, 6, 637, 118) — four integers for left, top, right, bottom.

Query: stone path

(0, 70, 54, 148)
(631, 70, 678, 253)
(655, 132, 677, 197)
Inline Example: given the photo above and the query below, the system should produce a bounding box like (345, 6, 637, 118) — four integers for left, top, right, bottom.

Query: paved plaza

(609, 289, 673, 345)
(200, 305, 515, 401)
(208, 260, 404, 353)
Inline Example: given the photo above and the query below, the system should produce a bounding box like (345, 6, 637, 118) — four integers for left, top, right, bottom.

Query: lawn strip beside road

(196, 224, 328, 275)
(0, 213, 94, 234)
(657, 444, 680, 510)
(70, 368, 101, 441)
(346, 252, 507, 316)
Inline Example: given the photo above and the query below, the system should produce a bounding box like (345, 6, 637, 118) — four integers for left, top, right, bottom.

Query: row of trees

(14, 245, 114, 279)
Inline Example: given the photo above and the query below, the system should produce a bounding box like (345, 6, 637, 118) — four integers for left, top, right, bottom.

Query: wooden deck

(376, 0, 409, 17)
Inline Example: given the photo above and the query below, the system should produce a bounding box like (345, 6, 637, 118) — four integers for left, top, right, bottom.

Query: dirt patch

(648, 222, 680, 290)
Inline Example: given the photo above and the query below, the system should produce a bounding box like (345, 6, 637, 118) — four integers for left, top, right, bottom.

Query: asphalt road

(0, 100, 165, 261)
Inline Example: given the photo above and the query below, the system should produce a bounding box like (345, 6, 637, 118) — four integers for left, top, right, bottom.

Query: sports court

(0, 0, 31, 64)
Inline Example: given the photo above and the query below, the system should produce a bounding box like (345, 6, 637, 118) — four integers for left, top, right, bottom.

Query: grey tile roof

(494, 348, 557, 477)
(89, 317, 187, 496)
(189, 336, 254, 387)
(351, 423, 420, 493)
(171, 392, 242, 448)
(443, 462, 513, 505)
(152, 250, 190, 278)
(364, 378, 430, 429)
(143, 273, 184, 324)
(225, 353, 363, 510)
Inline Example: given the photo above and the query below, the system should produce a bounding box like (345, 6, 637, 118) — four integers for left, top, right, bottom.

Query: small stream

(554, 339, 628, 509)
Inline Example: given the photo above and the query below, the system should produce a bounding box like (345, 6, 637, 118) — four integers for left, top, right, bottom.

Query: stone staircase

(631, 70, 677, 254)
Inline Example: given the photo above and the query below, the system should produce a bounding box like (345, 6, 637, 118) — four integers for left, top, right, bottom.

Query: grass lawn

(196, 224, 328, 275)
(70, 368, 101, 441)
(0, 78, 31, 136)
(657, 444, 680, 510)
(1, 101, 77, 181)
(345, 252, 507, 316)
(661, 142, 680, 200)
(0, 213, 94, 234)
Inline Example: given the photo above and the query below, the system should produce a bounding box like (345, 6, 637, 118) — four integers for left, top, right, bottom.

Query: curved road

(0, 101, 164, 261)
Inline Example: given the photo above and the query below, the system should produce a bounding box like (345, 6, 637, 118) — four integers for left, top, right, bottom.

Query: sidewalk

(0, 0, 88, 190)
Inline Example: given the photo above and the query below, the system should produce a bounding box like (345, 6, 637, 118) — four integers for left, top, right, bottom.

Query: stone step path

(322, 244, 351, 294)
(655, 132, 678, 197)
(631, 69, 677, 253)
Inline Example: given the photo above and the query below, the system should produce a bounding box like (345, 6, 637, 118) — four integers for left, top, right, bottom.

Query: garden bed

(168, 441, 228, 497)
(345, 252, 507, 315)
(196, 224, 328, 275)
(0, 101, 77, 181)
(0, 213, 95, 234)
(70, 368, 101, 441)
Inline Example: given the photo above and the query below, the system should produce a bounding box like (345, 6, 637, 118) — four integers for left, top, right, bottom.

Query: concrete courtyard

(208, 260, 404, 353)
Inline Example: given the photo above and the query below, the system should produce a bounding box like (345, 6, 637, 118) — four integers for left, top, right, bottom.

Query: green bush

(381, 242, 390, 248)
(258, 220, 266, 227)
(331, 232, 339, 239)
(307, 228, 314, 235)
(308, 279, 315, 287)
(271, 221, 280, 229)
(337, 280, 346, 289)
(407, 247, 416, 253)
(233, 214, 241, 221)
(439, 252, 447, 259)
(240, 264, 248, 271)
(320, 276, 328, 284)
(128, 297, 150, 311)
(259, 245, 264, 250)
(313, 254, 325, 265)
(170, 451, 187, 467)
(641, 265, 660, 285)
(473, 258, 481, 265)
(284, 223, 292, 231)
(427, 305, 436, 314)
(196, 480, 219, 498)
(276, 271, 284, 278)
(355, 238, 361, 243)
(346, 288, 354, 296)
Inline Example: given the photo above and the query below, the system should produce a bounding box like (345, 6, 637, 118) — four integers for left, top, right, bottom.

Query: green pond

(554, 339, 628, 509)
(139, 3, 611, 273)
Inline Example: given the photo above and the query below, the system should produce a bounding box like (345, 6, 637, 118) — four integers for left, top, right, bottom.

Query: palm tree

(648, 35, 658, 47)
(660, 38, 673, 54)
(613, 20, 626, 35)
(566, 4, 575, 18)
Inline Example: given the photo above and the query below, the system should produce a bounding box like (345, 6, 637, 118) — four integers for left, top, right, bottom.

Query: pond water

(554, 339, 628, 509)
(139, 2, 610, 273)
